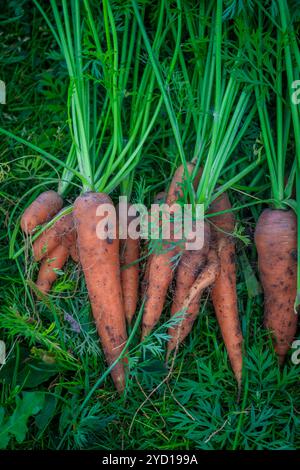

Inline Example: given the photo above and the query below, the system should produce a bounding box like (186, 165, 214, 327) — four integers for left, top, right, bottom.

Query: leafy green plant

(0, 391, 45, 449)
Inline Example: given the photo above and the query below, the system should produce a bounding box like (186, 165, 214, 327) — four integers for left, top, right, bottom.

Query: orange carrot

(254, 208, 297, 364)
(210, 192, 243, 386)
(36, 244, 69, 295)
(167, 222, 210, 357)
(21, 191, 63, 234)
(32, 212, 74, 261)
(141, 192, 166, 297)
(73, 192, 127, 392)
(118, 203, 140, 325)
(141, 163, 196, 339)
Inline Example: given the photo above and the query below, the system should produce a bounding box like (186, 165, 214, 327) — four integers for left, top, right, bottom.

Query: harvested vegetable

(210, 193, 243, 386)
(141, 191, 166, 297)
(36, 244, 69, 295)
(74, 192, 127, 392)
(255, 209, 297, 364)
(141, 163, 196, 339)
(119, 203, 140, 325)
(21, 191, 63, 234)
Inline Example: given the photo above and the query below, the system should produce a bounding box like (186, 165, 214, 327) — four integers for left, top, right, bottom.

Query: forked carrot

(167, 222, 210, 357)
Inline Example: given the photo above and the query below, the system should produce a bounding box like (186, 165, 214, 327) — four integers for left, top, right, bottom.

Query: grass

(0, 0, 299, 451)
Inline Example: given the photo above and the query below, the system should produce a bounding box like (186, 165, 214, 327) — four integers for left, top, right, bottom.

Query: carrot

(141, 163, 196, 339)
(141, 192, 166, 297)
(167, 221, 210, 357)
(21, 190, 63, 234)
(36, 244, 69, 295)
(254, 208, 297, 364)
(32, 212, 74, 261)
(209, 192, 243, 386)
(73, 192, 127, 392)
(118, 203, 140, 325)
(120, 236, 139, 325)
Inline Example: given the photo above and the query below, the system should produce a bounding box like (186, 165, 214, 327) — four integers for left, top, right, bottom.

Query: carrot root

(21, 190, 63, 234)
(210, 193, 243, 386)
(36, 244, 69, 296)
(73, 192, 127, 393)
(255, 208, 297, 364)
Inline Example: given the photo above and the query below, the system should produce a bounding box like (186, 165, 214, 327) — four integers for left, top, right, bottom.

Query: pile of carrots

(20, 163, 297, 394)
(16, 0, 299, 396)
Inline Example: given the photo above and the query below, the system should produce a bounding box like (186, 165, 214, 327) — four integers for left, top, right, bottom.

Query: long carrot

(21, 190, 63, 234)
(36, 244, 69, 295)
(210, 192, 243, 387)
(119, 203, 140, 325)
(141, 163, 196, 339)
(167, 221, 210, 357)
(254, 208, 297, 364)
(141, 192, 166, 297)
(73, 192, 127, 392)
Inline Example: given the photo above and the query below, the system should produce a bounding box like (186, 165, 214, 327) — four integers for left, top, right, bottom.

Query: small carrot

(21, 190, 63, 234)
(36, 244, 69, 295)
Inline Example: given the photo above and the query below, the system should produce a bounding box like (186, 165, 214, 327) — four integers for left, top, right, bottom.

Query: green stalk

(131, 0, 194, 205)
(278, 0, 300, 307)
